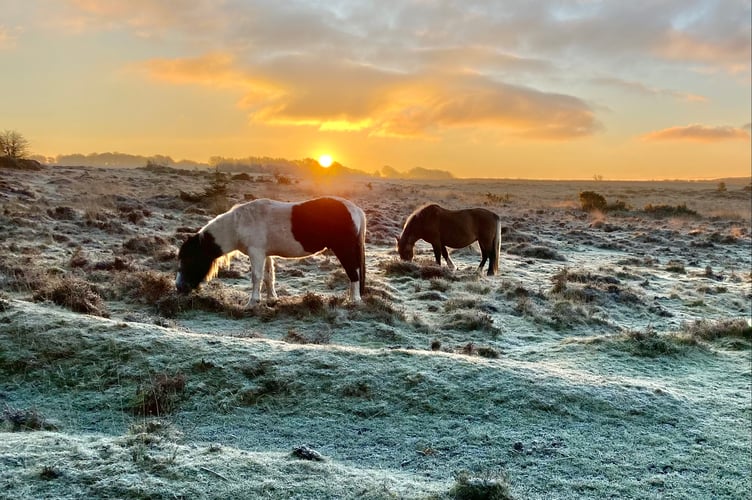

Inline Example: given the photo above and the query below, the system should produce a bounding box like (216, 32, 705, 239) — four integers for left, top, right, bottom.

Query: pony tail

(492, 218, 501, 275)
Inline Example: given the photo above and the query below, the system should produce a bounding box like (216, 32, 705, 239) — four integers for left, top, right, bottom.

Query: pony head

(176, 232, 223, 293)
(396, 234, 414, 261)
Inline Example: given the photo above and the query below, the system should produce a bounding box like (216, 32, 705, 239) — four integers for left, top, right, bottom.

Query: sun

(318, 154, 333, 168)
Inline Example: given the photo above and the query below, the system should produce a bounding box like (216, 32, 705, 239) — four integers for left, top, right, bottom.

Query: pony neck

(199, 211, 236, 255)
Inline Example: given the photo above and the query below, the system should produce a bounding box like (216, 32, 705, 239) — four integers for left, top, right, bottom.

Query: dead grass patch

(568, 329, 701, 357)
(457, 342, 501, 359)
(32, 274, 109, 317)
(643, 203, 700, 218)
(507, 244, 566, 261)
(382, 259, 459, 280)
(282, 328, 332, 345)
(682, 319, 752, 349)
(131, 372, 187, 416)
(449, 470, 514, 500)
(443, 312, 501, 336)
(156, 286, 248, 319)
(348, 295, 405, 325)
(114, 270, 174, 304)
(122, 235, 171, 254)
(257, 292, 335, 322)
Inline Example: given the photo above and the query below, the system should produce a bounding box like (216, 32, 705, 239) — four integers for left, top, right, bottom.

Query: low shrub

(643, 203, 699, 218)
(579, 191, 607, 212)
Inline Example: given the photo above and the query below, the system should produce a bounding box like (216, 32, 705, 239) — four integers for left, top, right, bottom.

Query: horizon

(31, 150, 752, 183)
(2, 1, 750, 180)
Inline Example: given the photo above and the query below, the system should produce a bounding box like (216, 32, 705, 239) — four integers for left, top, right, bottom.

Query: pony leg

(432, 245, 442, 266)
(263, 256, 278, 302)
(478, 249, 488, 275)
(330, 245, 363, 303)
(349, 281, 362, 302)
(246, 251, 265, 306)
(441, 246, 456, 271)
(490, 219, 501, 276)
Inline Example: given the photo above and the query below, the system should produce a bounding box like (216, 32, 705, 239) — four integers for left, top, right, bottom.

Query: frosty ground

(1, 165, 750, 499)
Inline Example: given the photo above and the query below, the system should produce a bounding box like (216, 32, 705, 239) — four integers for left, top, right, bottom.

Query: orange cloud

(135, 53, 599, 140)
(641, 124, 751, 143)
(136, 53, 284, 109)
(371, 76, 599, 140)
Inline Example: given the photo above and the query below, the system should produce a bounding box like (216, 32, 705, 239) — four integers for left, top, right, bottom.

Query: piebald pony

(176, 197, 366, 304)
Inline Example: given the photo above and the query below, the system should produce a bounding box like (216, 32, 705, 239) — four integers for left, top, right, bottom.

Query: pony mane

(205, 250, 239, 282)
(403, 203, 436, 230)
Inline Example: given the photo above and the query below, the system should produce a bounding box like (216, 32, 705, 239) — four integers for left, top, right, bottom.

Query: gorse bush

(579, 191, 607, 212)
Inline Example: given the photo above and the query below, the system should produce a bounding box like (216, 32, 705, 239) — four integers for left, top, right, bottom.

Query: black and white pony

(176, 197, 366, 304)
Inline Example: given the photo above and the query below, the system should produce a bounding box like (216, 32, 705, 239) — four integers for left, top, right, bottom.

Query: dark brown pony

(397, 204, 501, 275)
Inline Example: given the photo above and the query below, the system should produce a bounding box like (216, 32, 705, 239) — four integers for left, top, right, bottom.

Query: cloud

(370, 74, 599, 139)
(656, 29, 751, 75)
(641, 124, 751, 143)
(62, 0, 223, 37)
(137, 52, 599, 140)
(0, 25, 21, 50)
(61, 0, 745, 142)
(591, 77, 707, 102)
(63, 1, 750, 74)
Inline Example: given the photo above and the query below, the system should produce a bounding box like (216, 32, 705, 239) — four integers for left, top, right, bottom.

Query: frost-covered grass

(0, 168, 750, 498)
(1, 299, 750, 499)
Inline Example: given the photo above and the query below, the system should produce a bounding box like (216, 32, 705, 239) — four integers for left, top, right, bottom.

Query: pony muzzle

(175, 273, 193, 294)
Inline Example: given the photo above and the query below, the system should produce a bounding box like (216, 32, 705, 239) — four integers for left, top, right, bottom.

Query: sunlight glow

(318, 154, 333, 168)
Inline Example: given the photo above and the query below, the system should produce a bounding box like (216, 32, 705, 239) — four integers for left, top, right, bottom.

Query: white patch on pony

(341, 198, 364, 236)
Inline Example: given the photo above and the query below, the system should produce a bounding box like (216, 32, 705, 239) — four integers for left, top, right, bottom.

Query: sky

(1, 0, 750, 179)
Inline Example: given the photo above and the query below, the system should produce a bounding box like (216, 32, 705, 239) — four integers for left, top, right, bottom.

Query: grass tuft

(443, 312, 501, 336)
(132, 372, 187, 416)
(33, 275, 109, 317)
(682, 319, 752, 349)
(449, 470, 514, 500)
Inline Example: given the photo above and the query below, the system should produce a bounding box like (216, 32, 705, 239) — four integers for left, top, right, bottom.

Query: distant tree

(716, 182, 727, 193)
(0, 130, 30, 159)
